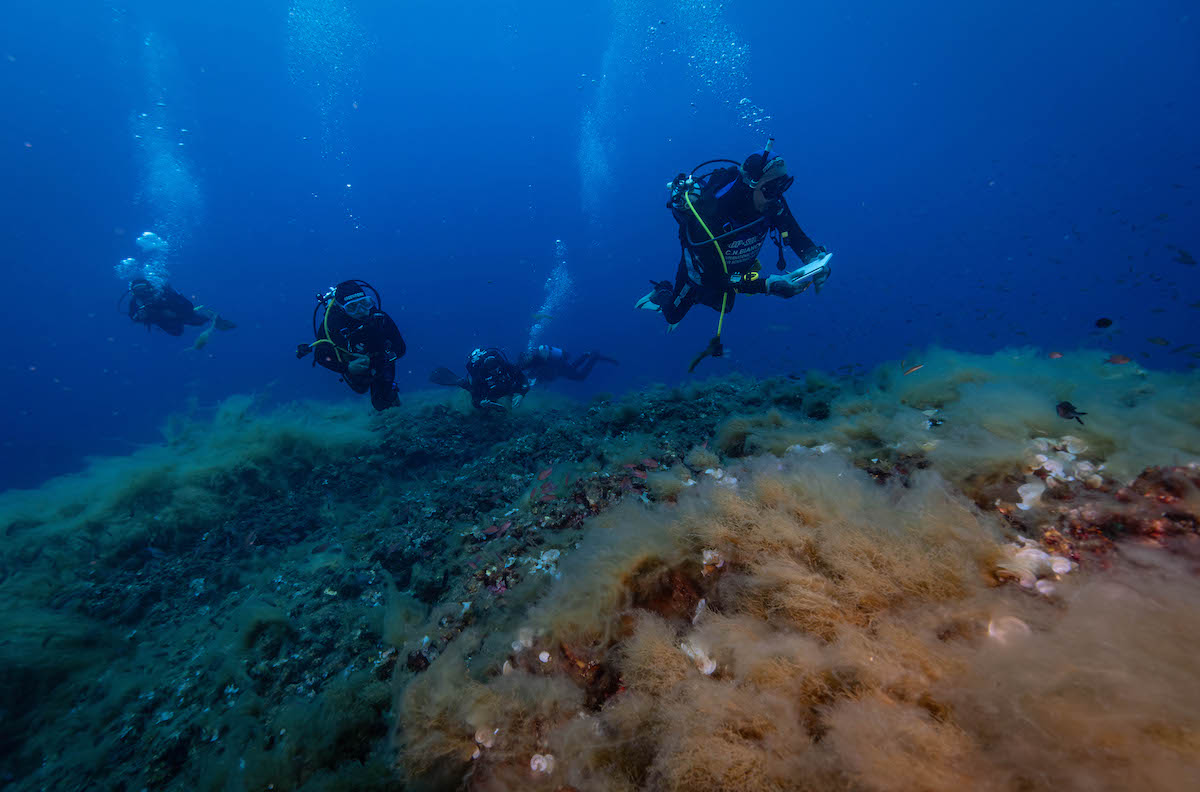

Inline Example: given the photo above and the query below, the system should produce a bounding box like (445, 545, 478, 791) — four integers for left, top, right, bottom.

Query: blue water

(2, 0, 1196, 491)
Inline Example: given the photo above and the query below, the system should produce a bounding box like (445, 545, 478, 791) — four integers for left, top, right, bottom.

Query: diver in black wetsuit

(296, 280, 407, 411)
(124, 279, 235, 337)
(518, 345, 618, 384)
(636, 140, 833, 327)
(429, 348, 529, 412)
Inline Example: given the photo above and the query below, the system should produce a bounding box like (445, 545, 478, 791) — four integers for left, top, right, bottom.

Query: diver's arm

(773, 199, 820, 262)
(380, 314, 407, 359)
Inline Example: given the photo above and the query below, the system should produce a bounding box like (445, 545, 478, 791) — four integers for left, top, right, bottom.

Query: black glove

(296, 343, 313, 359)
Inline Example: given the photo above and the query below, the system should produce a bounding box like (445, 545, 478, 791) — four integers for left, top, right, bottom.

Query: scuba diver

(518, 345, 618, 385)
(430, 348, 530, 412)
(122, 279, 236, 337)
(296, 280, 407, 411)
(636, 139, 833, 371)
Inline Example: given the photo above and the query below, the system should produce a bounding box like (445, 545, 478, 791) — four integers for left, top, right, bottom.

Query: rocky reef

(1, 348, 1198, 791)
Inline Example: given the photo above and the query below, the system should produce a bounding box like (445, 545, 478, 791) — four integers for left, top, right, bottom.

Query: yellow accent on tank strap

(683, 190, 731, 340)
(319, 300, 353, 362)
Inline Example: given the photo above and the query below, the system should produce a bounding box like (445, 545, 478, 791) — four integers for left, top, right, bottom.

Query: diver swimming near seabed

(296, 280, 407, 411)
(430, 348, 530, 412)
(637, 138, 833, 371)
(519, 345, 618, 385)
(121, 278, 236, 338)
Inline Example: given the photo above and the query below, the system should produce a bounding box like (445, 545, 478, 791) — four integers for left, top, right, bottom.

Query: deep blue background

(2, 0, 1197, 491)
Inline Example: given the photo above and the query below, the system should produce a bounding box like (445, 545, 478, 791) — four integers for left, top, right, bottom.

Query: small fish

(1056, 401, 1086, 426)
(1169, 343, 1195, 354)
(902, 364, 924, 376)
(1048, 351, 1063, 359)
(1094, 317, 1113, 328)
(532, 312, 554, 321)
(633, 470, 648, 480)
(1105, 354, 1131, 364)
(539, 494, 556, 502)
(538, 468, 552, 481)
(1147, 337, 1169, 346)
(642, 458, 659, 469)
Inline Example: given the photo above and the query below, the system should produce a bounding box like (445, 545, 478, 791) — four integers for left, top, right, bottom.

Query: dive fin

(635, 291, 662, 311)
(688, 336, 724, 373)
(429, 367, 468, 388)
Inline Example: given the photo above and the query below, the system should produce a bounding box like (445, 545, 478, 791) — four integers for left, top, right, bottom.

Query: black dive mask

(760, 174, 794, 201)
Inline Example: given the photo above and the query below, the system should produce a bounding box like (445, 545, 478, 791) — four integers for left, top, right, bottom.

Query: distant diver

(518, 345, 618, 385)
(430, 348, 530, 412)
(122, 278, 236, 338)
(296, 280, 406, 411)
(636, 138, 832, 371)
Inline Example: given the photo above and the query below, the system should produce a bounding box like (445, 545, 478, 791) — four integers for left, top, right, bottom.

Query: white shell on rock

(987, 616, 1032, 644)
(1016, 480, 1045, 511)
(1040, 458, 1065, 478)
(680, 639, 717, 675)
(530, 753, 556, 773)
(1014, 547, 1052, 573)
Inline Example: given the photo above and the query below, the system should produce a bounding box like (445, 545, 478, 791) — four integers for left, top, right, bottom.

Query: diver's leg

(657, 282, 698, 324)
(369, 361, 399, 410)
(564, 353, 596, 381)
(695, 284, 732, 315)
